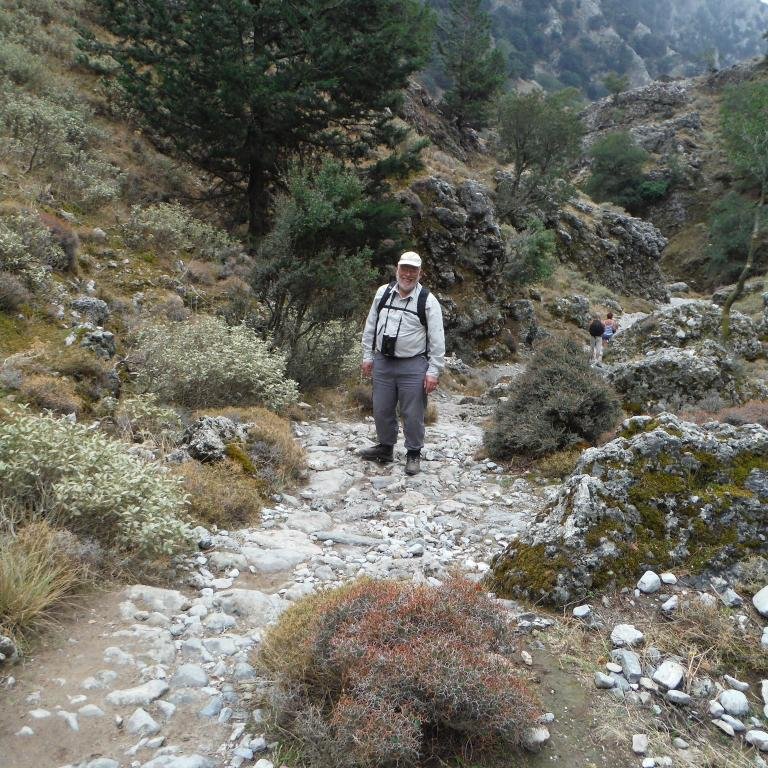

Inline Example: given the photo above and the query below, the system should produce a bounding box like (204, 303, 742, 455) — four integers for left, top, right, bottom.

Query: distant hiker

(602, 312, 618, 343)
(360, 251, 445, 476)
(588, 314, 605, 364)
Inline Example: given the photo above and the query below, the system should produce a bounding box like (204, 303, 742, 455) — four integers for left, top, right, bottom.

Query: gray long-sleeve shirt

(361, 282, 445, 378)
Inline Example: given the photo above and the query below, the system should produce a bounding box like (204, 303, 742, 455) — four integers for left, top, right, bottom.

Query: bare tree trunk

(722, 186, 765, 339)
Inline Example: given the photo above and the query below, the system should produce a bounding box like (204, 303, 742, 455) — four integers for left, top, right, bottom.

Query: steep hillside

(477, 0, 768, 98)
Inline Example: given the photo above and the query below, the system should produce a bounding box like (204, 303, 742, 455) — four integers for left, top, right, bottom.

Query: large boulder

(581, 80, 692, 135)
(489, 413, 768, 606)
(605, 302, 764, 410)
(607, 341, 741, 412)
(555, 199, 668, 302)
(606, 301, 763, 362)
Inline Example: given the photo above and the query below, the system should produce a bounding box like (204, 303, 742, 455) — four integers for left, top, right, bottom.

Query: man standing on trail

(360, 251, 445, 476)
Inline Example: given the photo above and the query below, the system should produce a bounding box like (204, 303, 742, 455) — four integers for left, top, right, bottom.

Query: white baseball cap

(398, 251, 422, 268)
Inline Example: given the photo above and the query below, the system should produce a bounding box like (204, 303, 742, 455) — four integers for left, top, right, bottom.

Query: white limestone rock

(637, 571, 661, 594)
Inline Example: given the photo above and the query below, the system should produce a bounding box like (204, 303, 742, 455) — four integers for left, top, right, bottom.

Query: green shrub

(57, 152, 126, 210)
(706, 192, 767, 285)
(584, 131, 649, 213)
(484, 337, 621, 459)
(0, 407, 192, 558)
(0, 209, 64, 288)
(502, 218, 556, 285)
(0, 90, 98, 173)
(259, 577, 541, 768)
(122, 203, 241, 261)
(0, 39, 45, 86)
(135, 315, 298, 410)
(286, 320, 360, 391)
(114, 393, 182, 443)
(251, 159, 389, 355)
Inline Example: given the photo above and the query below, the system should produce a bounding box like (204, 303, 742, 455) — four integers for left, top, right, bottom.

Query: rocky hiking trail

(0, 374, 629, 768)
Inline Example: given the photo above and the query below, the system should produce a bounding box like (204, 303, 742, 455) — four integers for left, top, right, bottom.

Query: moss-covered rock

(488, 413, 768, 605)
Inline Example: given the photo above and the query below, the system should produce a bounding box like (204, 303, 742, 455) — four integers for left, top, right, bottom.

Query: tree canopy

(439, 0, 506, 130)
(85, 0, 434, 238)
(494, 89, 583, 219)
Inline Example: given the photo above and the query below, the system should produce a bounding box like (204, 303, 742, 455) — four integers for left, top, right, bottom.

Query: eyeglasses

(398, 265, 420, 275)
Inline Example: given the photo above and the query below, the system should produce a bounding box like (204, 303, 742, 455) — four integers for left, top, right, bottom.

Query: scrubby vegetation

(122, 203, 241, 261)
(0, 407, 191, 558)
(0, 521, 87, 646)
(484, 337, 622, 459)
(134, 315, 298, 410)
(258, 577, 541, 768)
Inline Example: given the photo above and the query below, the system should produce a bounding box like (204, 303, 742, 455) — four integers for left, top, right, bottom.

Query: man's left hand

(424, 375, 438, 394)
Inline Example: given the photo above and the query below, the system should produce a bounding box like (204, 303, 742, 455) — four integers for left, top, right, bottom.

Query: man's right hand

(361, 361, 373, 378)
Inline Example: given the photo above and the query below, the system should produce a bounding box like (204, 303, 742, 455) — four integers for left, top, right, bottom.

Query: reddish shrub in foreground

(258, 577, 541, 768)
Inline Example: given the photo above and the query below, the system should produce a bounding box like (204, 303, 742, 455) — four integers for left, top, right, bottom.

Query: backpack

(373, 281, 430, 353)
(588, 318, 604, 337)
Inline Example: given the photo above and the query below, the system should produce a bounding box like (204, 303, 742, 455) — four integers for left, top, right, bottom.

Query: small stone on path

(632, 734, 649, 754)
(637, 571, 661, 594)
(719, 689, 750, 717)
(610, 623, 644, 647)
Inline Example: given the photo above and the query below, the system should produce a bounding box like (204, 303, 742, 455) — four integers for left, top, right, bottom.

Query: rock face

(582, 81, 693, 136)
(489, 413, 768, 606)
(555, 199, 668, 301)
(405, 176, 505, 290)
(605, 302, 764, 410)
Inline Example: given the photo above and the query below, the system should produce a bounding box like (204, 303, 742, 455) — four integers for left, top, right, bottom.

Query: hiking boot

(405, 451, 421, 476)
(360, 443, 394, 463)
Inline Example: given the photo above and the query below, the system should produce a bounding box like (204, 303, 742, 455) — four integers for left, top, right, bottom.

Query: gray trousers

(372, 352, 428, 452)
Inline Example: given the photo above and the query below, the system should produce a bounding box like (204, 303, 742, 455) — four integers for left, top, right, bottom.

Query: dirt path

(0, 383, 633, 768)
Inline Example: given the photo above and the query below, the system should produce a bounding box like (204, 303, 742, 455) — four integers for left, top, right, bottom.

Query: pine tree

(439, 0, 506, 131)
(83, 0, 433, 239)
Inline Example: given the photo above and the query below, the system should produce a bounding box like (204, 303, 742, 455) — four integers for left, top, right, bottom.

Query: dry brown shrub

(247, 408, 305, 488)
(425, 400, 438, 425)
(185, 259, 219, 285)
(0, 271, 31, 311)
(19, 373, 82, 414)
(680, 400, 768, 429)
(348, 383, 373, 415)
(52, 346, 111, 382)
(258, 577, 541, 768)
(191, 405, 305, 492)
(174, 460, 263, 529)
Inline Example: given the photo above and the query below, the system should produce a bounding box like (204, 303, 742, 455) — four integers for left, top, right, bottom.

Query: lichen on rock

(489, 413, 768, 606)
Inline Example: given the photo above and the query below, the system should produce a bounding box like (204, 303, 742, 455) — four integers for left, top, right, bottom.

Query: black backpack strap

(416, 287, 429, 327)
(372, 281, 396, 353)
(418, 287, 430, 356)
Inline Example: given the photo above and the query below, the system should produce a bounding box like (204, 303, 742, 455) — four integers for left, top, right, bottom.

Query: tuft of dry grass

(0, 521, 87, 646)
(246, 407, 305, 488)
(348, 383, 373, 415)
(535, 447, 582, 479)
(643, 599, 768, 680)
(174, 460, 263, 529)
